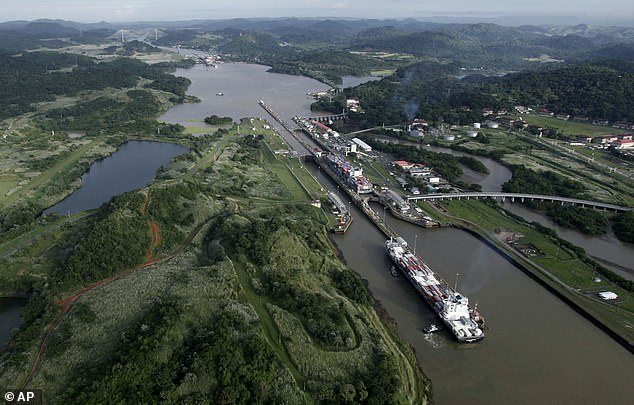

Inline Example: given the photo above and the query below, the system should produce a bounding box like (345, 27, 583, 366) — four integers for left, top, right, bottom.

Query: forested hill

(344, 59, 634, 126)
(484, 63, 634, 121)
(0, 21, 115, 52)
(0, 52, 192, 120)
(153, 19, 634, 78)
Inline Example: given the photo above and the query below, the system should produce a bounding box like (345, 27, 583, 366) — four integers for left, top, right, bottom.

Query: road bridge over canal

(408, 192, 632, 212)
(310, 113, 348, 123)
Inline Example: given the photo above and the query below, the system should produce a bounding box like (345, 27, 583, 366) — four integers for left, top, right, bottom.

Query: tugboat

(423, 323, 443, 334)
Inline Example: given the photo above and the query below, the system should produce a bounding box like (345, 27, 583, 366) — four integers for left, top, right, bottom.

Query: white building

(346, 99, 360, 112)
(352, 137, 372, 152)
(598, 291, 618, 300)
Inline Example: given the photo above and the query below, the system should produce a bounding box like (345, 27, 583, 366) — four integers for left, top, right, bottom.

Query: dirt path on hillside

(20, 193, 164, 389)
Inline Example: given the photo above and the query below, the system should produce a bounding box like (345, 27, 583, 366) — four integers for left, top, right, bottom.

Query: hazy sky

(3, 0, 634, 23)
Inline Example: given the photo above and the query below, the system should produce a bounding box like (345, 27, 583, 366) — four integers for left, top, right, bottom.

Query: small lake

(45, 141, 188, 215)
(0, 297, 27, 350)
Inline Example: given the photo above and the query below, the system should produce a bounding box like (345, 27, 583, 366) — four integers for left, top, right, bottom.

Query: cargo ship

(324, 154, 373, 194)
(385, 237, 484, 343)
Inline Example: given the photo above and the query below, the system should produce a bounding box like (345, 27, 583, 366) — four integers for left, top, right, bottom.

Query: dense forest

(342, 59, 634, 127)
(502, 165, 586, 198)
(58, 301, 299, 404)
(54, 192, 153, 291)
(204, 115, 233, 125)
(479, 63, 634, 121)
(544, 204, 610, 236)
(0, 52, 192, 121)
(613, 211, 634, 243)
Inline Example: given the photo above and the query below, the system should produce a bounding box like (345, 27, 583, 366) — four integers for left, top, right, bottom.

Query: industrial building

(385, 189, 410, 212)
(351, 137, 372, 152)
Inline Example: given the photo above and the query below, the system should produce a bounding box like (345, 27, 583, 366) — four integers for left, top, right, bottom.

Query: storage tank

(473, 122, 481, 129)
(443, 134, 456, 141)
(487, 122, 499, 129)
(466, 130, 478, 138)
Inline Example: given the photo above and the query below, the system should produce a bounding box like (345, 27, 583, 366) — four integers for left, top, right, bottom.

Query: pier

(258, 100, 313, 156)
(313, 158, 397, 238)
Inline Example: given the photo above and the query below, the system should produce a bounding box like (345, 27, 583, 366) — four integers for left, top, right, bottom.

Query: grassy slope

(519, 115, 626, 137)
(0, 140, 98, 207)
(437, 199, 634, 344)
(0, 126, 429, 403)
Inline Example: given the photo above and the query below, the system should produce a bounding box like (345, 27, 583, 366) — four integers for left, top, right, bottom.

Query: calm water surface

(160, 63, 324, 125)
(0, 298, 27, 350)
(308, 162, 634, 404)
(45, 141, 188, 215)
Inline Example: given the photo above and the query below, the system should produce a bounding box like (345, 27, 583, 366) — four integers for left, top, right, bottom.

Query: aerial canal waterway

(308, 162, 634, 404)
(44, 140, 188, 216)
(159, 63, 325, 126)
(376, 138, 634, 281)
(72, 57, 632, 403)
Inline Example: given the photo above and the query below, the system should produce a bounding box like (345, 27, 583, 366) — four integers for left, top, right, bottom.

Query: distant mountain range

(2, 18, 633, 41)
(2, 18, 634, 68)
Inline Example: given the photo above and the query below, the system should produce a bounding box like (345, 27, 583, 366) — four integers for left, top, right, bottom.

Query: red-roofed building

(393, 160, 414, 170)
(611, 139, 634, 149)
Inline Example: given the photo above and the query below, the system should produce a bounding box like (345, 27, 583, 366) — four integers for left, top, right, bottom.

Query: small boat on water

(390, 265, 399, 278)
(423, 323, 443, 334)
(216, 92, 224, 96)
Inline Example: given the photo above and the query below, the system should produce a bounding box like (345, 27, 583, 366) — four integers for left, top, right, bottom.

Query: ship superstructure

(385, 237, 484, 342)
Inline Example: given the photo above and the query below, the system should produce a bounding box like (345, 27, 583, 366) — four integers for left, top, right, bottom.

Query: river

(373, 136, 634, 281)
(156, 60, 634, 403)
(426, 144, 634, 281)
(502, 202, 634, 280)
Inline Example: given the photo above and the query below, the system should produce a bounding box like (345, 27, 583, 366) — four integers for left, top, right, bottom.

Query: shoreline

(455, 223, 634, 354)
